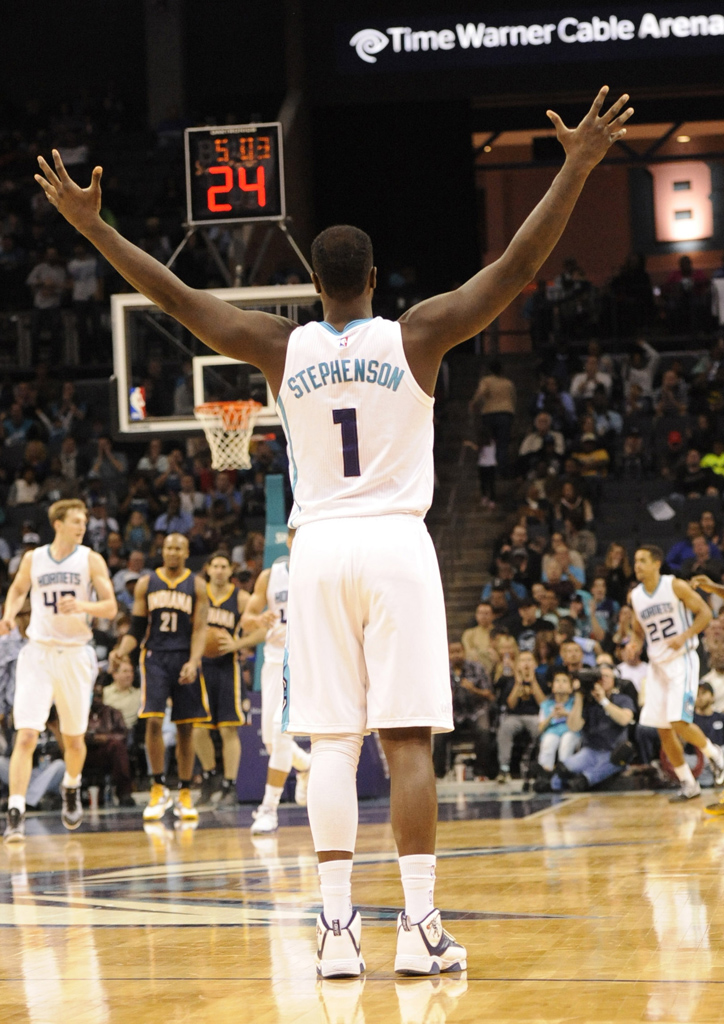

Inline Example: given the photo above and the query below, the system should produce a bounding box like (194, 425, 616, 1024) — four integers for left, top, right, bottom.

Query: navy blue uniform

(199, 584, 245, 728)
(139, 569, 210, 724)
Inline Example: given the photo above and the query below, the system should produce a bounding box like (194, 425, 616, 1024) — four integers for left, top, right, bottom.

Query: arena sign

(339, 7, 724, 71)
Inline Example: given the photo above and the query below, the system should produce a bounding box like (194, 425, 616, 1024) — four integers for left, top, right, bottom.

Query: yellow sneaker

(143, 784, 173, 821)
(704, 795, 724, 816)
(174, 787, 199, 822)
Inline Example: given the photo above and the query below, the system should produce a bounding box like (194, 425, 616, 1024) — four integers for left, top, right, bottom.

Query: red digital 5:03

(184, 122, 285, 226)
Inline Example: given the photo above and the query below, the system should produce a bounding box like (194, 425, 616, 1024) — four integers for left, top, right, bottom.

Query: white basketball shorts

(282, 514, 453, 737)
(260, 657, 284, 749)
(13, 641, 98, 735)
(639, 649, 698, 729)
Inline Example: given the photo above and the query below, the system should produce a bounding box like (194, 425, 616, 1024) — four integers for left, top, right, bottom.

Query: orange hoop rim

(194, 399, 263, 430)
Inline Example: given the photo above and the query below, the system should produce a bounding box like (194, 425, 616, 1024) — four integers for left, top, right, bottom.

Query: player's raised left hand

(546, 87, 634, 173)
(691, 574, 716, 593)
(34, 149, 103, 234)
(178, 659, 199, 685)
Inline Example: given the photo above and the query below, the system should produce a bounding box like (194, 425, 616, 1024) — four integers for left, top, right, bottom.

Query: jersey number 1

(333, 408, 361, 477)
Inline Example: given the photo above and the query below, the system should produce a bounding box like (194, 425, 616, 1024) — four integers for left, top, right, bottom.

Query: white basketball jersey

(264, 557, 289, 664)
(27, 544, 94, 646)
(631, 574, 696, 664)
(276, 317, 434, 528)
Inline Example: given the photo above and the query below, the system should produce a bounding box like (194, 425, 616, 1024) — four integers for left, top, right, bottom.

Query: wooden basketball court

(2, 791, 724, 1023)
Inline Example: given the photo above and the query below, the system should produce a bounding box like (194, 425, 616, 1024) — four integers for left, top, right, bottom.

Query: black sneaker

(199, 773, 221, 806)
(3, 808, 25, 844)
(61, 786, 83, 830)
(215, 787, 238, 808)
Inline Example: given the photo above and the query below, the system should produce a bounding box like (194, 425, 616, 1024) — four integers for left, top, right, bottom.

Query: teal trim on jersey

(276, 394, 300, 524)
(642, 577, 663, 599)
(281, 646, 290, 733)
(46, 544, 79, 565)
(319, 318, 373, 336)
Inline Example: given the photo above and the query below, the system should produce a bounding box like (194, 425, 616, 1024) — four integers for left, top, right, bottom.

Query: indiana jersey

(264, 557, 289, 664)
(206, 583, 242, 637)
(276, 317, 434, 528)
(145, 568, 195, 652)
(631, 574, 697, 664)
(27, 544, 94, 646)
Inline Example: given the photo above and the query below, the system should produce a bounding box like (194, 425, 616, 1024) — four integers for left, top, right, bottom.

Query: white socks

(319, 859, 353, 928)
(62, 772, 81, 789)
(673, 762, 696, 787)
(400, 854, 436, 924)
(262, 784, 284, 811)
(8, 795, 25, 814)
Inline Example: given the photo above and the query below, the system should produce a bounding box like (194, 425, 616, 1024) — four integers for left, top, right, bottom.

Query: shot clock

(184, 122, 285, 226)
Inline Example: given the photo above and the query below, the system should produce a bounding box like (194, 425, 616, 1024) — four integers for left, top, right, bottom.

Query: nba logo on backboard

(129, 386, 146, 421)
(339, 337, 349, 348)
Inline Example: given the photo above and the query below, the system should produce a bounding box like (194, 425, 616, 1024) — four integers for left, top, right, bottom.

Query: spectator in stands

(543, 540, 584, 588)
(700, 510, 722, 549)
(611, 605, 636, 656)
(557, 618, 601, 664)
(187, 510, 216, 556)
(666, 521, 709, 572)
(154, 491, 193, 536)
(680, 534, 724, 583)
(506, 598, 540, 653)
(537, 585, 561, 627)
(553, 481, 594, 533)
(204, 470, 242, 517)
(673, 449, 719, 498)
(154, 447, 185, 494)
(49, 381, 87, 436)
(173, 360, 194, 416)
(551, 663, 635, 791)
(590, 577, 619, 637)
(589, 385, 623, 443)
(610, 254, 654, 337)
(461, 602, 497, 675)
(179, 472, 205, 517)
(102, 531, 126, 575)
(533, 625, 558, 688)
(495, 650, 545, 782)
(517, 412, 565, 474)
(475, 423, 497, 509)
(558, 637, 587, 680)
(469, 359, 516, 477)
(570, 354, 612, 402)
(83, 680, 134, 806)
(7, 466, 40, 506)
(102, 655, 141, 731)
(659, 430, 686, 480)
(117, 573, 140, 612)
(86, 497, 119, 552)
(124, 510, 152, 553)
(622, 337, 659, 402)
(700, 626, 724, 710)
(26, 245, 65, 354)
(433, 642, 496, 780)
(88, 434, 128, 487)
(653, 368, 688, 419)
(664, 255, 710, 335)
(481, 553, 528, 605)
(602, 543, 633, 606)
(570, 433, 610, 478)
(1, 403, 35, 448)
(112, 550, 149, 595)
(535, 670, 580, 784)
(531, 375, 576, 436)
(66, 240, 100, 361)
(233, 530, 265, 577)
(616, 639, 646, 695)
(701, 438, 724, 479)
(119, 474, 159, 521)
(59, 435, 86, 482)
(136, 438, 168, 476)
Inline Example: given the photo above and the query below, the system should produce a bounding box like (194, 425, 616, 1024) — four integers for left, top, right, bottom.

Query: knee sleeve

(291, 740, 311, 773)
(307, 734, 363, 853)
(268, 730, 294, 775)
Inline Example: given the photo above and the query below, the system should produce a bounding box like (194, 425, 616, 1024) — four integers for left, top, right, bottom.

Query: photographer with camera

(551, 663, 634, 792)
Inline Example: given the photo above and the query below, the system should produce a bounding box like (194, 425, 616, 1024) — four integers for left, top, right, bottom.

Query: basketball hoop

(194, 400, 263, 470)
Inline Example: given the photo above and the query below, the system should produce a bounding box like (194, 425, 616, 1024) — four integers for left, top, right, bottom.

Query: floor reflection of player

(241, 532, 312, 834)
(110, 533, 208, 823)
(194, 551, 264, 808)
(37, 89, 634, 975)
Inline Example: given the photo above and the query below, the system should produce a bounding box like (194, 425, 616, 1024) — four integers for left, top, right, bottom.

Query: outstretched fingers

(52, 148, 72, 183)
(37, 154, 61, 188)
(608, 105, 635, 133)
(586, 85, 610, 119)
(602, 93, 630, 124)
(546, 109, 568, 135)
(34, 173, 58, 207)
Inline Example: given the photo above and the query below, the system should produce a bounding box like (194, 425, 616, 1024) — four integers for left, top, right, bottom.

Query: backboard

(111, 283, 319, 438)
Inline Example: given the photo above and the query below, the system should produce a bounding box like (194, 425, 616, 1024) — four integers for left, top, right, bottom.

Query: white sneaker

(143, 783, 173, 821)
(295, 769, 309, 806)
(708, 746, 724, 787)
(669, 781, 702, 802)
(394, 909, 467, 975)
(250, 804, 278, 834)
(317, 976, 366, 1023)
(395, 974, 468, 1024)
(315, 910, 365, 978)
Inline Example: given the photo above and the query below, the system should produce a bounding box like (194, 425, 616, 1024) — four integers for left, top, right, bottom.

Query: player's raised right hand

(546, 87, 634, 174)
(35, 149, 103, 235)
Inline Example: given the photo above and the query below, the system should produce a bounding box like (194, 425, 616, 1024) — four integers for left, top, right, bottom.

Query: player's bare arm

(399, 87, 633, 392)
(690, 574, 724, 597)
(57, 551, 118, 619)
(0, 553, 33, 634)
(34, 151, 293, 394)
(218, 589, 266, 653)
(109, 575, 150, 670)
(179, 577, 209, 684)
(669, 578, 713, 650)
(240, 569, 276, 632)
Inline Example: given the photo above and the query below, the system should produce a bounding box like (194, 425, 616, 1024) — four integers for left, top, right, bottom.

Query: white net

(194, 400, 263, 470)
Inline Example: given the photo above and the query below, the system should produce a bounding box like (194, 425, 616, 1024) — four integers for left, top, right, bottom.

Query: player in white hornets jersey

(38, 86, 633, 975)
(242, 535, 312, 835)
(0, 499, 117, 841)
(631, 545, 724, 802)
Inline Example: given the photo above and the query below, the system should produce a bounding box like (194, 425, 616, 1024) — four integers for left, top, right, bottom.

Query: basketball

(203, 627, 227, 658)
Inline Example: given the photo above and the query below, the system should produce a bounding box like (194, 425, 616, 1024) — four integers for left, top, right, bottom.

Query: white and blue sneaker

(709, 745, 724, 787)
(315, 909, 365, 978)
(394, 909, 467, 975)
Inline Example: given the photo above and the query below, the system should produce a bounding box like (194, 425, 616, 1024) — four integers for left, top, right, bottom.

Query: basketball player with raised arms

(109, 533, 209, 823)
(1, 499, 117, 842)
(630, 545, 724, 801)
(36, 86, 633, 975)
(194, 551, 264, 808)
(241, 531, 312, 834)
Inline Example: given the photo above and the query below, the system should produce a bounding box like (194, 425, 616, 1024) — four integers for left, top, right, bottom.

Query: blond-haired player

(1, 499, 117, 841)
(36, 86, 633, 975)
